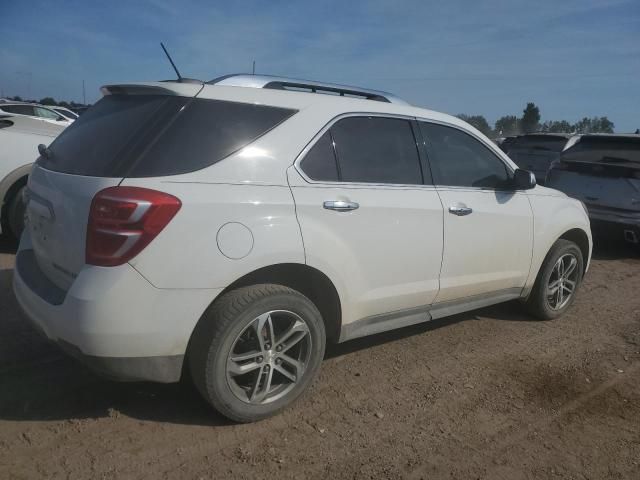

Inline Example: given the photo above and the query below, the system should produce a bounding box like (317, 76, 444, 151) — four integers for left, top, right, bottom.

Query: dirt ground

(0, 235, 638, 480)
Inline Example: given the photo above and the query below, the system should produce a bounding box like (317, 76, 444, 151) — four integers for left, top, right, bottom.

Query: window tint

(330, 117, 422, 184)
(131, 98, 295, 177)
(300, 131, 339, 181)
(34, 106, 61, 120)
(506, 135, 569, 153)
(55, 108, 79, 119)
(40, 95, 296, 177)
(561, 136, 640, 164)
(2, 105, 34, 116)
(420, 122, 511, 189)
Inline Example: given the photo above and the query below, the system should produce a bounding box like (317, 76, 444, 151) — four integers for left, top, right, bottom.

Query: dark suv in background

(500, 133, 571, 185)
(546, 134, 640, 246)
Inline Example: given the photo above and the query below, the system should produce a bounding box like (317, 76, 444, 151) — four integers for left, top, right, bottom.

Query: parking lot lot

(0, 235, 638, 479)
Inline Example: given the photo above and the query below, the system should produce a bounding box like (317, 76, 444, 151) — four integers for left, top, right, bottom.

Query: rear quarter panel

(120, 179, 305, 289)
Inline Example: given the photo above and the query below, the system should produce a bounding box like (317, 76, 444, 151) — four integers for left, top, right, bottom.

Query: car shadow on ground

(0, 233, 636, 427)
(0, 261, 529, 429)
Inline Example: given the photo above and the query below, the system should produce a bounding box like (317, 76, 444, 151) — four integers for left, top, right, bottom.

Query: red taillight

(86, 186, 181, 267)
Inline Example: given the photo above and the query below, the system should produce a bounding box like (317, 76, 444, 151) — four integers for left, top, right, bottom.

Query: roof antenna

(160, 42, 182, 81)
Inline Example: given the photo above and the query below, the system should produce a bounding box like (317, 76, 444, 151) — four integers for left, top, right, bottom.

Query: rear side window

(330, 116, 423, 184)
(420, 122, 511, 189)
(131, 99, 295, 177)
(506, 135, 569, 153)
(40, 95, 296, 177)
(562, 136, 640, 164)
(2, 105, 35, 116)
(300, 132, 339, 181)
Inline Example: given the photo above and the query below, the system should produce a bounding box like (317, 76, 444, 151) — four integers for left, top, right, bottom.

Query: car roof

(101, 79, 476, 136)
(0, 102, 57, 109)
(207, 74, 409, 105)
(573, 133, 639, 139)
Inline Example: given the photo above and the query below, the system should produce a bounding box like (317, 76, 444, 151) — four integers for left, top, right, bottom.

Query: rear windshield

(39, 94, 296, 177)
(561, 136, 640, 167)
(505, 135, 569, 152)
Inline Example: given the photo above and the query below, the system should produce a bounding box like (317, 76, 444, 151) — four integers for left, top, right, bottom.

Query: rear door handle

(449, 205, 473, 216)
(323, 200, 359, 212)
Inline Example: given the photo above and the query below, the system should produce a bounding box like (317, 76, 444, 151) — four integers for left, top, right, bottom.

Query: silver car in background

(546, 134, 640, 246)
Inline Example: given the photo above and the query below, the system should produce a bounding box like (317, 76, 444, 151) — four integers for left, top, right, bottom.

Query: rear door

(419, 121, 533, 303)
(289, 115, 444, 331)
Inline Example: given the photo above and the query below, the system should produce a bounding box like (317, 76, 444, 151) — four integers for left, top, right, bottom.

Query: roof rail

(207, 74, 408, 105)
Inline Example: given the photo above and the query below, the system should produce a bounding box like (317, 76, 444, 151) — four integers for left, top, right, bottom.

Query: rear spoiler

(100, 82, 203, 98)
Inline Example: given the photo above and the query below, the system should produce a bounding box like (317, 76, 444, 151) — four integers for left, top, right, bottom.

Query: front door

(418, 121, 533, 303)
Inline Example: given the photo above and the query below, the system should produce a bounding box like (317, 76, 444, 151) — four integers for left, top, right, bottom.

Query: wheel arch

(0, 166, 30, 234)
(198, 263, 343, 344)
(558, 228, 590, 275)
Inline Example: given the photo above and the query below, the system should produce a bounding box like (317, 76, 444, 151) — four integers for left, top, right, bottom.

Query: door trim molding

(339, 287, 523, 342)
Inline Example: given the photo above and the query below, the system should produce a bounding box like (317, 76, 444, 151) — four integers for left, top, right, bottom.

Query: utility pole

(82, 79, 86, 105)
(252, 60, 256, 75)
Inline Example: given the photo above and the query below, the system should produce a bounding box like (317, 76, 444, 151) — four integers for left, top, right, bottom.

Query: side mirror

(513, 168, 536, 190)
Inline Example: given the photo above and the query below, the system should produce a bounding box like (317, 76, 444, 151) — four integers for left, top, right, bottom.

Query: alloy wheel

(546, 253, 579, 310)
(225, 310, 312, 404)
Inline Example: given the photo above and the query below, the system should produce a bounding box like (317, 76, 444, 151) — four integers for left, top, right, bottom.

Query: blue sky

(1, 0, 638, 132)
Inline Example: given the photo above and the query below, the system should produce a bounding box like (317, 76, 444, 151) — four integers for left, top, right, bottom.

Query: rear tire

(189, 284, 326, 423)
(525, 239, 584, 320)
(7, 186, 27, 240)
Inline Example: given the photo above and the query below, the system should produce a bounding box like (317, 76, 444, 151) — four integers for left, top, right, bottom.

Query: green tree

(11, 95, 22, 101)
(593, 116, 614, 133)
(39, 97, 57, 106)
(494, 115, 520, 136)
(521, 102, 540, 133)
(540, 120, 573, 133)
(457, 114, 493, 137)
(572, 116, 614, 134)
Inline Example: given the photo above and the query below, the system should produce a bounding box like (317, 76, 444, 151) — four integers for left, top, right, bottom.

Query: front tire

(189, 284, 326, 423)
(525, 239, 584, 320)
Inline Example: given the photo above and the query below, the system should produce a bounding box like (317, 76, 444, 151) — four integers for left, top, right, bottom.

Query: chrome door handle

(449, 205, 473, 216)
(323, 200, 359, 212)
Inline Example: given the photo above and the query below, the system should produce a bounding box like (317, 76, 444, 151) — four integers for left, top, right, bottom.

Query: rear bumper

(13, 237, 221, 383)
(587, 205, 640, 227)
(586, 206, 640, 243)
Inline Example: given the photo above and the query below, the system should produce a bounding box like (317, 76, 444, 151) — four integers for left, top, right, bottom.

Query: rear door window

(330, 116, 423, 184)
(300, 131, 339, 181)
(420, 122, 511, 189)
(40, 95, 296, 177)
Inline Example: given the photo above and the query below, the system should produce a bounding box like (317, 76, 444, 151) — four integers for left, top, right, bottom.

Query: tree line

(4, 95, 88, 109)
(457, 102, 615, 138)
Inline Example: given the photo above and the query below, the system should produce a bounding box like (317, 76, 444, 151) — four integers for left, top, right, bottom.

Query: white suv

(13, 75, 592, 422)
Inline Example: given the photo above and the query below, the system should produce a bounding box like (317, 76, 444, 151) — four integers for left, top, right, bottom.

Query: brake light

(86, 187, 181, 267)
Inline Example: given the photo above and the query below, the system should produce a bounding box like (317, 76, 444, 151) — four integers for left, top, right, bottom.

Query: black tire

(7, 186, 27, 240)
(189, 284, 326, 423)
(525, 239, 584, 320)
